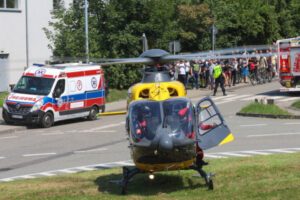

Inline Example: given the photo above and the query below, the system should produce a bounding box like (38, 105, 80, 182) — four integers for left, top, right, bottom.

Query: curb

(0, 122, 28, 134)
(236, 112, 300, 119)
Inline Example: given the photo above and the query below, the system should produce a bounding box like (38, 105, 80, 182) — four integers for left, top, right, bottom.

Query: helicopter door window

(129, 101, 161, 142)
(198, 101, 221, 135)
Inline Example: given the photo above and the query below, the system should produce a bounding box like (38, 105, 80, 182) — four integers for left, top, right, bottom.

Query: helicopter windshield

(129, 98, 194, 142)
(129, 101, 162, 141)
(162, 98, 194, 138)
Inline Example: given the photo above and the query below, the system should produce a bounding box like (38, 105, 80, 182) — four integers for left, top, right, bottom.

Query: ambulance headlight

(31, 99, 44, 112)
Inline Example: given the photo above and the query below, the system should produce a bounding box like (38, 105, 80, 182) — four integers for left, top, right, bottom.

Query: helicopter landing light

(149, 173, 155, 180)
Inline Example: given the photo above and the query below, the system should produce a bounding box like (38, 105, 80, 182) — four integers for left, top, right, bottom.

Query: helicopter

(94, 48, 234, 194)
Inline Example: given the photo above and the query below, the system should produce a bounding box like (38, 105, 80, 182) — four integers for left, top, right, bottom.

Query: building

(0, 0, 72, 92)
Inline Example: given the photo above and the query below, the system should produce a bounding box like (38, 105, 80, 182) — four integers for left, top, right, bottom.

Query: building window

(0, 0, 18, 9)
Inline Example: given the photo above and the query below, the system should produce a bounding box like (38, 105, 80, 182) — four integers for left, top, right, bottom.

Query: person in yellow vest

(213, 61, 227, 96)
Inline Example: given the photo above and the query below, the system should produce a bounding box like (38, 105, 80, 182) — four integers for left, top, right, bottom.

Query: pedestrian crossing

(206, 94, 300, 105)
(1, 147, 299, 183)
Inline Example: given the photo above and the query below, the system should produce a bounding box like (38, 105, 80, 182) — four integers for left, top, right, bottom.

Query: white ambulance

(2, 63, 106, 128)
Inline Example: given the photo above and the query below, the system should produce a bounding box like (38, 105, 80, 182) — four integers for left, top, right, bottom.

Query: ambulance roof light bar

(33, 63, 45, 67)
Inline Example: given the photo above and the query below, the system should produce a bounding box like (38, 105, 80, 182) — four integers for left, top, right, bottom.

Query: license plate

(12, 115, 23, 119)
(296, 85, 300, 88)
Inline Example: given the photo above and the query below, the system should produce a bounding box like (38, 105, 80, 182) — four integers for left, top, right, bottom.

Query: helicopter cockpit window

(198, 100, 222, 135)
(162, 98, 194, 138)
(129, 101, 162, 142)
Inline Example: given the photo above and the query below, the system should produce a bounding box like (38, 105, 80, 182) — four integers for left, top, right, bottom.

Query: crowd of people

(167, 49, 278, 95)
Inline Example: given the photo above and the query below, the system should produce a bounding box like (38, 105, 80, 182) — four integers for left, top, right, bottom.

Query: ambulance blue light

(33, 63, 45, 67)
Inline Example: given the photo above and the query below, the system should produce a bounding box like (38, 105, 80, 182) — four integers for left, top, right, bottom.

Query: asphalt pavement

(1, 81, 299, 134)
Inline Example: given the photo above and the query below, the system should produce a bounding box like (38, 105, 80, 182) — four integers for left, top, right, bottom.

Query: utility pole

(84, 0, 89, 63)
(25, 0, 29, 68)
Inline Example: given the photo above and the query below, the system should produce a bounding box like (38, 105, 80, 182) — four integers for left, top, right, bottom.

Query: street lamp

(84, 0, 89, 63)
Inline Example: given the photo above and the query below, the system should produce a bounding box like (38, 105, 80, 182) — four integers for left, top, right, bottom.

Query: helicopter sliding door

(196, 96, 234, 150)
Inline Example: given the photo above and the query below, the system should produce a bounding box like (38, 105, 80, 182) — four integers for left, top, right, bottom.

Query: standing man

(190, 59, 200, 89)
(213, 62, 226, 96)
(176, 60, 187, 87)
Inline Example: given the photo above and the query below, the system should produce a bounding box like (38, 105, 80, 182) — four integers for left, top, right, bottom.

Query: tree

(177, 3, 214, 52)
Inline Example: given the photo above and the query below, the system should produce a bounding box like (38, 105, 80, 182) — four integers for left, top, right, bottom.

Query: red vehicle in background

(277, 36, 300, 92)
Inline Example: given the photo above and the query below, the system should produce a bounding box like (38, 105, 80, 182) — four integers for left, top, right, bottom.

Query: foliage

(45, 0, 300, 89)
(0, 153, 299, 199)
(0, 92, 8, 108)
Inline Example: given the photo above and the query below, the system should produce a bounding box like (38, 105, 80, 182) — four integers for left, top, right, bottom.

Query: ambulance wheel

(41, 112, 54, 128)
(88, 106, 98, 120)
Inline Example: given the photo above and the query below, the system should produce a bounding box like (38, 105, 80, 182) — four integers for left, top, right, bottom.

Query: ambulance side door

(53, 79, 69, 115)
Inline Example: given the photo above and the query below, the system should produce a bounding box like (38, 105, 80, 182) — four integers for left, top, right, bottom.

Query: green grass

(239, 102, 291, 115)
(291, 100, 300, 109)
(0, 153, 299, 200)
(106, 89, 127, 103)
(0, 92, 8, 108)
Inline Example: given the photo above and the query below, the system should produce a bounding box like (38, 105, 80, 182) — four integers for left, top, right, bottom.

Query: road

(1, 81, 300, 182)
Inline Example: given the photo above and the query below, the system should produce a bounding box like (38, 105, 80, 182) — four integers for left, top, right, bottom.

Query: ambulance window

(53, 79, 65, 98)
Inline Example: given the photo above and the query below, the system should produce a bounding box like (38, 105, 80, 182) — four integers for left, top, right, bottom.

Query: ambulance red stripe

(24, 73, 54, 78)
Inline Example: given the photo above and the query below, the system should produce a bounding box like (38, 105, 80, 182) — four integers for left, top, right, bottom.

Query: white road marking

(289, 148, 300, 150)
(211, 94, 237, 100)
(23, 153, 57, 157)
(0, 157, 6, 159)
(247, 132, 300, 137)
(218, 152, 249, 157)
(205, 154, 228, 158)
(240, 124, 267, 127)
(241, 151, 271, 155)
(39, 172, 56, 176)
(74, 148, 107, 153)
(0, 178, 14, 182)
(17, 175, 35, 179)
(223, 94, 252, 101)
(76, 166, 96, 171)
(241, 95, 264, 101)
(0, 136, 18, 140)
(266, 149, 296, 153)
(58, 169, 76, 174)
(277, 97, 299, 102)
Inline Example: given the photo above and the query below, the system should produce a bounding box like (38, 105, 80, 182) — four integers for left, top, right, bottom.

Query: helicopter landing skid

(190, 163, 215, 190)
(120, 167, 140, 195)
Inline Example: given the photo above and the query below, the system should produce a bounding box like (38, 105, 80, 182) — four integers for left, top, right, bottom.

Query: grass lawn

(291, 100, 300, 109)
(239, 102, 291, 115)
(0, 153, 299, 200)
(106, 89, 127, 103)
